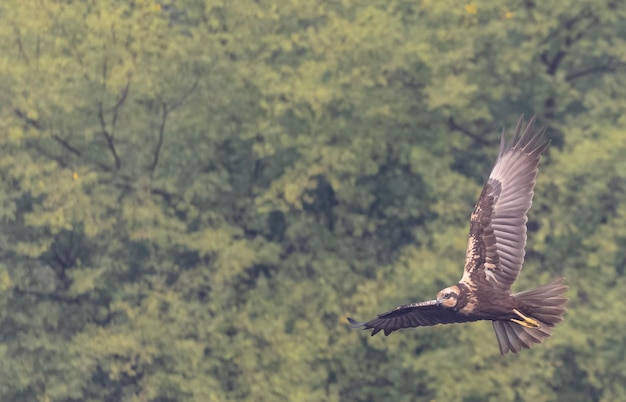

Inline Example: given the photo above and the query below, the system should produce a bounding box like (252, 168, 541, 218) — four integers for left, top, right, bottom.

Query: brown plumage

(348, 116, 568, 354)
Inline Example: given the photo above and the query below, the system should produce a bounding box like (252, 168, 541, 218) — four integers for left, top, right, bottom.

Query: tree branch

(566, 63, 624, 82)
(53, 133, 114, 172)
(540, 49, 566, 76)
(98, 101, 121, 170)
(150, 102, 168, 175)
(13, 287, 84, 305)
(30, 142, 69, 169)
(51, 134, 81, 157)
(448, 117, 490, 145)
(96, 72, 131, 171)
(14, 108, 41, 129)
(16, 107, 115, 172)
(146, 79, 197, 177)
(96, 57, 120, 170)
(169, 79, 199, 112)
(540, 8, 599, 77)
(110, 75, 132, 127)
(13, 26, 29, 65)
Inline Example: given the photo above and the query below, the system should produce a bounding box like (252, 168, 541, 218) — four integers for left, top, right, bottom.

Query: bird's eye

(444, 293, 451, 298)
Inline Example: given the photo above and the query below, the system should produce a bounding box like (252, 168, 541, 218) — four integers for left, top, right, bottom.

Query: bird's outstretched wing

(461, 116, 549, 292)
(348, 300, 479, 336)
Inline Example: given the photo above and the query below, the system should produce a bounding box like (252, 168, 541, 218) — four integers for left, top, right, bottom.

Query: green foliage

(0, 0, 625, 400)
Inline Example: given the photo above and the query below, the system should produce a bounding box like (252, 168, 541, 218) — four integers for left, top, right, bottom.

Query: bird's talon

(512, 309, 541, 329)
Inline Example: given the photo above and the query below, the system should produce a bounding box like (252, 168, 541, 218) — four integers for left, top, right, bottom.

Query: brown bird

(348, 116, 568, 354)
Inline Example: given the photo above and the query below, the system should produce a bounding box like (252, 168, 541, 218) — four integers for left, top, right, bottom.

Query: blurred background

(0, 1, 625, 401)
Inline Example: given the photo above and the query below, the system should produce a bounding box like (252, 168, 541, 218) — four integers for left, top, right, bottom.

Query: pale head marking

(436, 285, 460, 309)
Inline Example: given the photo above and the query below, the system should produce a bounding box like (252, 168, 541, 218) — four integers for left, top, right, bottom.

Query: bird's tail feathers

(492, 278, 568, 354)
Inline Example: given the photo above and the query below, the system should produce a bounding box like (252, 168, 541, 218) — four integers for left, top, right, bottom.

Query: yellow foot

(511, 309, 541, 329)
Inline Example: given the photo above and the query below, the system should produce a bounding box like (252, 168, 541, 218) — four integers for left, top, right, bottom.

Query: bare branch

(95, 69, 130, 171)
(150, 102, 168, 175)
(13, 26, 29, 65)
(564, 14, 599, 48)
(49, 134, 113, 172)
(13, 287, 84, 305)
(146, 79, 197, 177)
(540, 8, 599, 77)
(541, 50, 566, 76)
(110, 74, 132, 127)
(51, 134, 81, 156)
(16, 108, 115, 172)
(448, 117, 490, 145)
(30, 142, 69, 169)
(566, 63, 625, 82)
(541, 8, 592, 46)
(14, 109, 41, 129)
(98, 102, 121, 170)
(169, 78, 199, 112)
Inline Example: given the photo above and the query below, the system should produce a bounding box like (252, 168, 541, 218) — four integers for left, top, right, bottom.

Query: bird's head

(436, 285, 460, 309)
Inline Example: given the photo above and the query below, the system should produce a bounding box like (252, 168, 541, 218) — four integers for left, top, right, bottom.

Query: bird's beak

(436, 299, 443, 306)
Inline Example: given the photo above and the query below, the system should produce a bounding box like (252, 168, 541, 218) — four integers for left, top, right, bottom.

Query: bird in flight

(348, 116, 568, 354)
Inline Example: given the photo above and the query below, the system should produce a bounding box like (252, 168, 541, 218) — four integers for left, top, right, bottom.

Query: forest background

(0, 1, 625, 401)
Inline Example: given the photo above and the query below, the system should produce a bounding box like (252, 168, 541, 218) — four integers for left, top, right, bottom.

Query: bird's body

(348, 116, 568, 354)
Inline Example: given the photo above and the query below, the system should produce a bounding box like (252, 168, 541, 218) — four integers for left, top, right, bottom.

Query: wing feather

(461, 116, 549, 291)
(348, 300, 478, 336)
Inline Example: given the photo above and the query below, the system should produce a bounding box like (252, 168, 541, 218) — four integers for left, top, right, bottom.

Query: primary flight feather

(348, 116, 568, 354)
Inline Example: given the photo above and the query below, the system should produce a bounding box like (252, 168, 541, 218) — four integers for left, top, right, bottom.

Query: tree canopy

(0, 1, 625, 401)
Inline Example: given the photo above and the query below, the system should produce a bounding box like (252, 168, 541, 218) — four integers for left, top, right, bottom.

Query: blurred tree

(0, 0, 625, 401)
